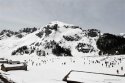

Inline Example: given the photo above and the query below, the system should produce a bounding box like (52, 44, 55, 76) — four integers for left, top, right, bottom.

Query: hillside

(1, 21, 125, 57)
(0, 21, 100, 57)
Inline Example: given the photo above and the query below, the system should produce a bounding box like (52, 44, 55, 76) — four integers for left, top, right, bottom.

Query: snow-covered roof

(3, 63, 24, 67)
(65, 70, 124, 83)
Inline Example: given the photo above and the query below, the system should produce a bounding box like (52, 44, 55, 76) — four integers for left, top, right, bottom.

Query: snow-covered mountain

(0, 21, 100, 57)
(0, 27, 38, 40)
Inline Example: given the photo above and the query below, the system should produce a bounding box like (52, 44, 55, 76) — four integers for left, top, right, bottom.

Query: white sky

(0, 0, 124, 34)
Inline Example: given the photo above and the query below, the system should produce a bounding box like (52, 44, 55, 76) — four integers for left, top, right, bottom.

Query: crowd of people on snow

(21, 56, 125, 76)
(4, 56, 125, 76)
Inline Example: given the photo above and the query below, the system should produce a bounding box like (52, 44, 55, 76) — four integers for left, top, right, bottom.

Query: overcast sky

(0, 0, 124, 34)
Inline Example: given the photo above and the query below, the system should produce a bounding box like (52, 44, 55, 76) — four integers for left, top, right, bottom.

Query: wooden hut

(63, 70, 125, 83)
(8, 60, 20, 64)
(1, 63, 27, 72)
(0, 58, 4, 60)
(0, 59, 8, 64)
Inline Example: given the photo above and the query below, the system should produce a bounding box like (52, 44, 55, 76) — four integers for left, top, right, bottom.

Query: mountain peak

(48, 21, 73, 27)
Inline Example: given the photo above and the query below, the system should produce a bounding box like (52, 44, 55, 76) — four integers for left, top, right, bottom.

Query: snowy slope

(1, 21, 99, 57)
(1, 55, 125, 83)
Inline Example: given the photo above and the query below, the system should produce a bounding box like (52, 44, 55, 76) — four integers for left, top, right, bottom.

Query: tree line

(96, 33, 125, 55)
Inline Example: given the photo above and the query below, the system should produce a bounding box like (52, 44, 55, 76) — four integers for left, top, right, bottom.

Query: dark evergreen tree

(96, 33, 125, 55)
(52, 44, 72, 56)
(87, 29, 100, 37)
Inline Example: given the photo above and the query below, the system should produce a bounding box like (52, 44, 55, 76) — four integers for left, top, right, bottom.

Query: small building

(1, 63, 27, 72)
(0, 59, 8, 64)
(63, 70, 124, 83)
(8, 60, 20, 64)
(0, 58, 4, 60)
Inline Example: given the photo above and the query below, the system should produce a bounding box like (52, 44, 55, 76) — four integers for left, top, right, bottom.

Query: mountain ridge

(9, 21, 100, 57)
(1, 21, 124, 57)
